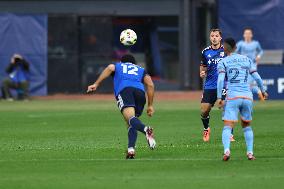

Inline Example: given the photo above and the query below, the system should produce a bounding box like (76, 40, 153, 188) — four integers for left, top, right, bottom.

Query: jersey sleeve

(256, 41, 264, 57)
(217, 60, 226, 74)
(236, 41, 242, 54)
(200, 52, 207, 67)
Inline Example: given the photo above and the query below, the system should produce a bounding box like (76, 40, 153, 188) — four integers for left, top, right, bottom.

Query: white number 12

(121, 64, 138, 75)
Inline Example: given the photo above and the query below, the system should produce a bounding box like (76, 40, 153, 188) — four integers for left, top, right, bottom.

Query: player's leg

(200, 89, 216, 142)
(221, 99, 239, 161)
(240, 99, 256, 160)
(221, 88, 235, 141)
(133, 88, 156, 149)
(121, 107, 137, 159)
(200, 103, 212, 141)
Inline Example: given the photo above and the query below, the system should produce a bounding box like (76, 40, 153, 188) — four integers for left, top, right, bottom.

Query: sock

(129, 117, 146, 134)
(243, 126, 254, 154)
(222, 126, 232, 154)
(231, 128, 234, 135)
(201, 115, 210, 130)
(128, 126, 137, 148)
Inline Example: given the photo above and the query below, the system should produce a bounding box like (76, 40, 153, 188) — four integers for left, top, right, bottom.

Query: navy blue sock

(129, 117, 146, 134)
(128, 126, 137, 148)
(231, 128, 234, 135)
(201, 115, 210, 130)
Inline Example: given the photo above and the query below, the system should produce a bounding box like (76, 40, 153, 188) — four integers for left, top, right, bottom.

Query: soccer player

(200, 28, 234, 142)
(216, 38, 268, 161)
(236, 27, 264, 100)
(87, 54, 156, 159)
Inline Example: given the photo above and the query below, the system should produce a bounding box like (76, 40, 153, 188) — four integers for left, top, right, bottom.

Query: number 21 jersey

(217, 53, 257, 100)
(113, 62, 146, 96)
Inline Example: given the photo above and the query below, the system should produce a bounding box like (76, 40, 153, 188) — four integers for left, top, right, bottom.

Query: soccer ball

(120, 29, 137, 46)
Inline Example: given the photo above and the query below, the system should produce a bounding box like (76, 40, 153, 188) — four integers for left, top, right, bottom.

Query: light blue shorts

(222, 98, 253, 122)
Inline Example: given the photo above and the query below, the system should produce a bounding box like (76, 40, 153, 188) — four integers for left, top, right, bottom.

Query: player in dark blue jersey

(87, 54, 156, 159)
(200, 28, 234, 142)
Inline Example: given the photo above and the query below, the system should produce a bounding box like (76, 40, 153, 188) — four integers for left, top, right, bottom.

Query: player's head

(243, 27, 253, 42)
(121, 54, 136, 64)
(209, 28, 222, 47)
(223, 37, 236, 55)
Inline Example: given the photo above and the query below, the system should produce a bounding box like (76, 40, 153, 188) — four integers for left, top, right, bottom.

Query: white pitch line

(0, 157, 284, 162)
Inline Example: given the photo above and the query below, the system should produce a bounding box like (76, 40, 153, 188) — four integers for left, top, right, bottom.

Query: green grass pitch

(0, 99, 283, 189)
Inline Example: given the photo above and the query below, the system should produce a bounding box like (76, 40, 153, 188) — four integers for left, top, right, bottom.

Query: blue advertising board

(258, 65, 284, 99)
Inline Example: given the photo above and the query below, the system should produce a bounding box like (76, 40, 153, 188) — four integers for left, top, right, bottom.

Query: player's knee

(201, 107, 210, 117)
(241, 120, 251, 127)
(223, 121, 234, 127)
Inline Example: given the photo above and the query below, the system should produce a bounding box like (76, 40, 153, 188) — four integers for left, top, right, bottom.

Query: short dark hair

(243, 27, 253, 32)
(121, 54, 136, 64)
(210, 28, 222, 36)
(224, 37, 236, 51)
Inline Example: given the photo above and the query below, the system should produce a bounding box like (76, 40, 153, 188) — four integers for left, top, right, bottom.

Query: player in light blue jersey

(87, 54, 156, 159)
(236, 27, 264, 100)
(217, 38, 268, 161)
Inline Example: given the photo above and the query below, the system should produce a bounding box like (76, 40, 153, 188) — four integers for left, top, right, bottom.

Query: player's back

(113, 62, 145, 96)
(220, 53, 254, 100)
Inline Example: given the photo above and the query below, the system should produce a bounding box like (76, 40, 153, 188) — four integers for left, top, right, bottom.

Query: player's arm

(236, 41, 241, 54)
(251, 71, 268, 99)
(200, 54, 207, 78)
(87, 64, 115, 93)
(255, 41, 263, 63)
(216, 62, 226, 108)
(143, 74, 155, 117)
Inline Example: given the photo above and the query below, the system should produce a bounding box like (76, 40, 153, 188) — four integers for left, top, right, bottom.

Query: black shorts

(116, 87, 146, 117)
(201, 88, 227, 106)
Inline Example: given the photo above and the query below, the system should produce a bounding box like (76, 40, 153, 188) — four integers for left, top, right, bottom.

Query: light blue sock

(243, 126, 254, 154)
(222, 126, 232, 153)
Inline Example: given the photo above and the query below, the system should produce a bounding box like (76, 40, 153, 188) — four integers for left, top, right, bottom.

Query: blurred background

(0, 0, 283, 99)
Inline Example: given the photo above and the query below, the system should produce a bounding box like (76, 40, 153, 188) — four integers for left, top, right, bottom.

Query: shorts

(201, 89, 227, 106)
(222, 98, 253, 122)
(116, 87, 146, 117)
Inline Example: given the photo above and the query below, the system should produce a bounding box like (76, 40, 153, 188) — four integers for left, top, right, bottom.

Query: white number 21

(121, 64, 138, 75)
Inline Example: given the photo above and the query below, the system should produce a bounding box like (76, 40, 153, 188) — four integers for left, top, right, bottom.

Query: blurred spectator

(236, 27, 263, 64)
(236, 28, 264, 100)
(1, 54, 30, 100)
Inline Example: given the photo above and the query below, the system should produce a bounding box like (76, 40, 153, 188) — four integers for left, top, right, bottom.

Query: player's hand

(147, 106, 154, 117)
(200, 71, 206, 78)
(262, 91, 268, 100)
(255, 56, 261, 64)
(216, 99, 224, 109)
(87, 83, 98, 93)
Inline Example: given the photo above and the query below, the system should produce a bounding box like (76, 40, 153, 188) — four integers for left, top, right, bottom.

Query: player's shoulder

(201, 45, 212, 54)
(252, 40, 261, 45)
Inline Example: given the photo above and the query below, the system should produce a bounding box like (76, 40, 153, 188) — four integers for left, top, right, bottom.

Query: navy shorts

(201, 88, 227, 106)
(116, 87, 146, 117)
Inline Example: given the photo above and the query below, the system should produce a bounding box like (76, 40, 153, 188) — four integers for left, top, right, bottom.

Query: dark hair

(243, 27, 253, 32)
(224, 37, 236, 50)
(210, 28, 222, 36)
(121, 54, 136, 64)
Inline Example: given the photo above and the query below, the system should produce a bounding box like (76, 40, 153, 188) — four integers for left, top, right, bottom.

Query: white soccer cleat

(145, 126, 156, 149)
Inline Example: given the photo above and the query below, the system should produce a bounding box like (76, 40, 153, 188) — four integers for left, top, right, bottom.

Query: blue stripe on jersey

(113, 62, 145, 96)
(201, 45, 225, 89)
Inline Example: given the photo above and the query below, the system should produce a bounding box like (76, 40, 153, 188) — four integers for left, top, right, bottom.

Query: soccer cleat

(230, 134, 236, 142)
(223, 151, 231, 161)
(145, 127, 156, 149)
(203, 128, 210, 142)
(247, 153, 256, 160)
(126, 149, 135, 159)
